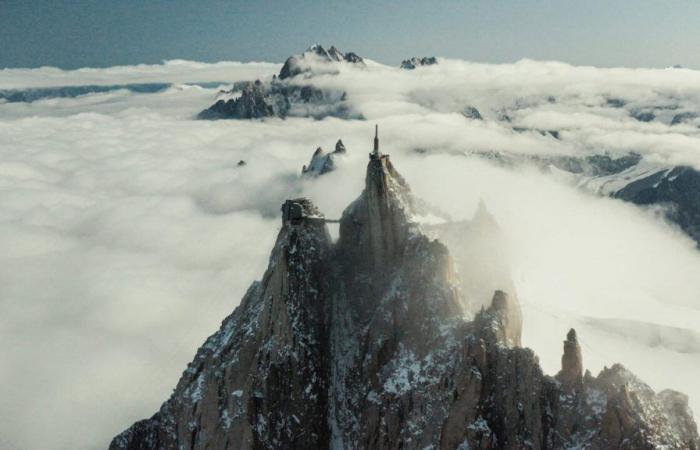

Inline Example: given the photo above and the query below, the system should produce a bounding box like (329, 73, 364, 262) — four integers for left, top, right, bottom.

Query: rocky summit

(302, 139, 347, 176)
(197, 45, 362, 120)
(400, 56, 438, 70)
(111, 131, 699, 450)
(279, 44, 365, 80)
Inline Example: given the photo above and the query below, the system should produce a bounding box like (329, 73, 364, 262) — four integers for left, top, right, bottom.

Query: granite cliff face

(111, 136, 699, 450)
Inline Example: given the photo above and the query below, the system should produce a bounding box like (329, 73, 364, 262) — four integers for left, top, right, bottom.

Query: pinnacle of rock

(400, 56, 438, 70)
(279, 44, 365, 80)
(337, 134, 415, 277)
(559, 327, 584, 389)
(281, 198, 324, 225)
(110, 130, 700, 450)
(476, 289, 523, 347)
(301, 141, 348, 176)
(334, 139, 346, 154)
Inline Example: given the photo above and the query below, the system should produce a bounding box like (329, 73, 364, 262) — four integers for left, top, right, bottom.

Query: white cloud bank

(2, 57, 700, 449)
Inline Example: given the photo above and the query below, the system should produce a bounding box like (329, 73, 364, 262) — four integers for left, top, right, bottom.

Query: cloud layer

(2, 57, 700, 449)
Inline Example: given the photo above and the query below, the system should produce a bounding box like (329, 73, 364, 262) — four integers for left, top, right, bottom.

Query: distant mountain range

(470, 150, 700, 247)
(197, 45, 441, 121)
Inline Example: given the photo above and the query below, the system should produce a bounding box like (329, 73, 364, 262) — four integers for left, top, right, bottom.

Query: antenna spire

(373, 124, 379, 154)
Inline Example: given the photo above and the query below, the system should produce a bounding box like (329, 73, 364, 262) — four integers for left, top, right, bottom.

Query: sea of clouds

(2, 57, 700, 450)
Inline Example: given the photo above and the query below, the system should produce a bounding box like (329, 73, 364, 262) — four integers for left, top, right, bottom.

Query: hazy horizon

(2, 0, 700, 70)
(3, 4, 700, 449)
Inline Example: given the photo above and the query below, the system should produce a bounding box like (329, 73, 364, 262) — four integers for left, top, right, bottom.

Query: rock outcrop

(197, 80, 354, 120)
(400, 56, 438, 70)
(462, 106, 483, 120)
(198, 45, 363, 120)
(557, 329, 583, 391)
(671, 111, 698, 126)
(280, 44, 365, 80)
(471, 149, 700, 247)
(613, 165, 700, 246)
(631, 110, 656, 122)
(302, 140, 347, 176)
(198, 80, 275, 119)
(111, 133, 699, 450)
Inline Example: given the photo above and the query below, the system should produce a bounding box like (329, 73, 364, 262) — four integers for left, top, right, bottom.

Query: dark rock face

(112, 210, 333, 449)
(279, 44, 365, 80)
(614, 166, 700, 246)
(400, 57, 438, 70)
(660, 390, 700, 444)
(198, 80, 275, 119)
(513, 127, 561, 139)
(111, 140, 699, 449)
(631, 110, 656, 122)
(197, 80, 354, 120)
(671, 111, 698, 125)
(462, 106, 483, 120)
(343, 52, 364, 64)
(198, 45, 363, 120)
(302, 140, 347, 176)
(471, 149, 700, 246)
(606, 98, 627, 108)
(333, 139, 346, 154)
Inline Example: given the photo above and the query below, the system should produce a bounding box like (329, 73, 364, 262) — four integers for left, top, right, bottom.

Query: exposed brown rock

(111, 135, 699, 450)
(558, 328, 583, 391)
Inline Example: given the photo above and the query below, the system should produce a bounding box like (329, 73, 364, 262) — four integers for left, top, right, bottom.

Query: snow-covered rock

(197, 45, 364, 120)
(400, 56, 438, 70)
(111, 135, 699, 450)
(472, 149, 700, 247)
(279, 44, 366, 80)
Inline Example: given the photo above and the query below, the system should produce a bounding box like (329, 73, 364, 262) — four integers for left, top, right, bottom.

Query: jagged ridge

(111, 133, 699, 450)
(302, 139, 347, 176)
(197, 45, 364, 120)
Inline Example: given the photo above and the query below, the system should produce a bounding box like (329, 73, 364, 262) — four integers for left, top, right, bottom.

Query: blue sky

(1, 0, 699, 69)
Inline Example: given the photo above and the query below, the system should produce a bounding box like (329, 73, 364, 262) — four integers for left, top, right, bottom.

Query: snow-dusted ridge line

(110, 141, 699, 449)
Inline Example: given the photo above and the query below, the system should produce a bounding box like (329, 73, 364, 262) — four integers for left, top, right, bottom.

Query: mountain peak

(334, 139, 346, 154)
(558, 327, 584, 390)
(400, 56, 438, 70)
(110, 129, 700, 450)
(301, 140, 349, 176)
(475, 289, 523, 347)
(337, 129, 417, 277)
(279, 44, 365, 80)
